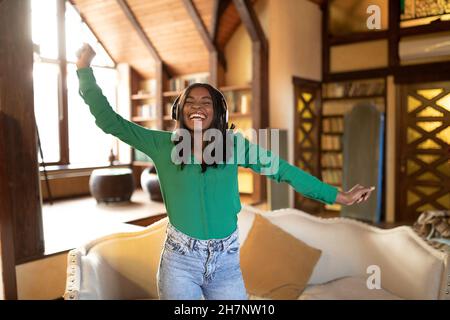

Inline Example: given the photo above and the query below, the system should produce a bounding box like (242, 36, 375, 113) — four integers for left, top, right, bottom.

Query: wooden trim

(321, 0, 329, 80)
(329, 30, 389, 45)
(388, 0, 400, 69)
(394, 62, 450, 84)
(293, 76, 324, 87)
(325, 68, 389, 82)
(58, 0, 69, 164)
(400, 20, 450, 37)
(155, 61, 164, 129)
(322, 94, 385, 102)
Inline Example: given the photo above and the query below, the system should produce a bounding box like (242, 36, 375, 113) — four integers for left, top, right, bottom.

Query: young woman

(76, 43, 375, 300)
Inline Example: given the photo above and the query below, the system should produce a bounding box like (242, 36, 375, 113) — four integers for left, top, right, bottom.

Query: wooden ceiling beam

(116, 0, 171, 78)
(211, 0, 232, 43)
(181, 0, 227, 72)
(232, 0, 267, 50)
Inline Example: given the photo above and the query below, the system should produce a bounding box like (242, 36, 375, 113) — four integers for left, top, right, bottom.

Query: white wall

(268, 0, 322, 206)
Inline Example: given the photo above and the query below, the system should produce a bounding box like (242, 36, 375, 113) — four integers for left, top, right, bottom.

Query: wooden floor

(42, 190, 267, 255)
(42, 189, 167, 255)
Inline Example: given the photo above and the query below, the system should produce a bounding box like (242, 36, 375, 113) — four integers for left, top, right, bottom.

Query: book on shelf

(321, 135, 341, 150)
(223, 91, 236, 113)
(136, 103, 157, 119)
(321, 153, 343, 168)
(321, 169, 342, 186)
(222, 90, 252, 114)
(169, 74, 209, 92)
(323, 79, 385, 98)
(322, 117, 344, 133)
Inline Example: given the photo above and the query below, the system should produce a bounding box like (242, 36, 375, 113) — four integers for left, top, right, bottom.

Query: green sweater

(77, 67, 338, 240)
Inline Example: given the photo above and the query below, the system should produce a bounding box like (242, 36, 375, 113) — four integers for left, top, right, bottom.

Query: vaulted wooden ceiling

(70, 0, 251, 78)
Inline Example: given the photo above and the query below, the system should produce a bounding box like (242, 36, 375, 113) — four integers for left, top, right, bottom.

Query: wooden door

(293, 78, 322, 213)
(397, 82, 450, 222)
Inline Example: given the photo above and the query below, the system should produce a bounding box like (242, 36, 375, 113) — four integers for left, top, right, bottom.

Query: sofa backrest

(66, 218, 168, 300)
(66, 206, 449, 300)
(237, 206, 449, 300)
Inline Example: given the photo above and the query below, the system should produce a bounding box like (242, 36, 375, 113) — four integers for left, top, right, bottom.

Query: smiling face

(181, 86, 214, 131)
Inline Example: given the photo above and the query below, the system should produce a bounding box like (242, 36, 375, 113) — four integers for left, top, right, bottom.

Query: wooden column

(0, 0, 44, 297)
(233, 0, 269, 203)
(0, 112, 18, 299)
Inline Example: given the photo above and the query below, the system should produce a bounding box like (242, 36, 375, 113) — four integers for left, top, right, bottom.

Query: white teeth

(189, 113, 206, 120)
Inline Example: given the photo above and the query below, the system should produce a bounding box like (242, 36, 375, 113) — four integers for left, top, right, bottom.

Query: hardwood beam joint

(182, 0, 227, 72)
(116, 0, 171, 79)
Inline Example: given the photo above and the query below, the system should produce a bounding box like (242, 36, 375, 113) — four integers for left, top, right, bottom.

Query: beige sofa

(64, 206, 450, 300)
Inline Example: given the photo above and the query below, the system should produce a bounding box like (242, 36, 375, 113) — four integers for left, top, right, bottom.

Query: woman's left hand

(335, 184, 375, 206)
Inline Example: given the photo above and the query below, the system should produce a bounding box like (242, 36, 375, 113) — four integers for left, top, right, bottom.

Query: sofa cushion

(240, 214, 322, 300)
(298, 276, 403, 300)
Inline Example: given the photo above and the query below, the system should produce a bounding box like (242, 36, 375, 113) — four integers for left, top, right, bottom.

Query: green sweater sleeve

(235, 133, 338, 205)
(77, 67, 161, 160)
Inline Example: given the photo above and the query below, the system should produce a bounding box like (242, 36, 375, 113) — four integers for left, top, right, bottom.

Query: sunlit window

(31, 0, 117, 166)
(67, 64, 118, 165)
(31, 0, 58, 59)
(65, 3, 114, 67)
(33, 62, 61, 163)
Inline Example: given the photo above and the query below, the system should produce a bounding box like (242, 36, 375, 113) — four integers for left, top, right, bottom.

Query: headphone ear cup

(171, 96, 180, 120)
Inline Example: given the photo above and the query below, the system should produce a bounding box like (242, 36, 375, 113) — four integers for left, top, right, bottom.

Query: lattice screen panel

(400, 84, 450, 221)
(294, 87, 322, 213)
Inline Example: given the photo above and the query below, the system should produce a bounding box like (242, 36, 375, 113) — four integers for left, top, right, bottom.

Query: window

(32, 0, 60, 163)
(31, 0, 117, 167)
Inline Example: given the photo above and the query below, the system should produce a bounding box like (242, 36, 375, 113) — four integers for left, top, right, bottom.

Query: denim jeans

(157, 222, 248, 300)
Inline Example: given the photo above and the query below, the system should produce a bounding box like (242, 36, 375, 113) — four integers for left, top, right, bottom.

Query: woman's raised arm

(76, 43, 165, 161)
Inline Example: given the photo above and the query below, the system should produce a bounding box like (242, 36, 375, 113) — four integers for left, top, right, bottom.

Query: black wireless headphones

(171, 86, 229, 127)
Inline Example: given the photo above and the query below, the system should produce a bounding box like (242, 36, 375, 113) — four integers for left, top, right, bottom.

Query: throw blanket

(413, 210, 450, 250)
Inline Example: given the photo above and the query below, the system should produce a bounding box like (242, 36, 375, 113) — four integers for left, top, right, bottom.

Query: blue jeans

(157, 222, 248, 300)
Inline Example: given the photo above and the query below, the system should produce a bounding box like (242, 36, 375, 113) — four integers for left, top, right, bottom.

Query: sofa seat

(64, 206, 450, 300)
(299, 276, 403, 300)
(249, 277, 402, 300)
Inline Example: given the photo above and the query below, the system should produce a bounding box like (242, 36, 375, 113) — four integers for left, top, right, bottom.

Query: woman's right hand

(76, 43, 96, 69)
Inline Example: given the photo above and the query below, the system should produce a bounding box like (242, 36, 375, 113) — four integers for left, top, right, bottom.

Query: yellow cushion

(240, 214, 322, 300)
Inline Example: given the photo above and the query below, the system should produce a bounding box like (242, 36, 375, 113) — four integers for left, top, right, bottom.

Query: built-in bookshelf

(320, 78, 386, 212)
(131, 78, 158, 125)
